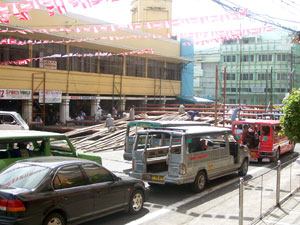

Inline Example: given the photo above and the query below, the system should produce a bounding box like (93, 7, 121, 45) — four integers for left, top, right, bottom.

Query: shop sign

(251, 87, 265, 93)
(41, 60, 57, 70)
(70, 96, 97, 100)
(0, 89, 31, 100)
(39, 90, 62, 103)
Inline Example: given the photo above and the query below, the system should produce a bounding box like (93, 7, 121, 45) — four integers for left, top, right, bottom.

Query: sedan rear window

(0, 163, 50, 189)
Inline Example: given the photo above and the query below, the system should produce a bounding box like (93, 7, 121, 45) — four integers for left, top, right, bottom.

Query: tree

(281, 89, 300, 143)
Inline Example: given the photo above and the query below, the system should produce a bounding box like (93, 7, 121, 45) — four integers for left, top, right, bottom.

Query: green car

(0, 130, 101, 170)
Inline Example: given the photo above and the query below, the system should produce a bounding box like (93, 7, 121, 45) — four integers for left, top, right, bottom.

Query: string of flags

(0, 49, 154, 66)
(0, 9, 247, 31)
(0, 25, 274, 46)
(0, 0, 120, 23)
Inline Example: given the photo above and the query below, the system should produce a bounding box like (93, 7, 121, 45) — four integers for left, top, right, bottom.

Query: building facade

(195, 30, 300, 105)
(0, 0, 192, 125)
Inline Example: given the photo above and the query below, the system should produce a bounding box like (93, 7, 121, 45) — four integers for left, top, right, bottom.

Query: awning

(176, 95, 214, 104)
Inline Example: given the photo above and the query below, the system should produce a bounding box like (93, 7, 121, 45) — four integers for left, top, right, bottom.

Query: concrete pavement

(257, 191, 300, 225)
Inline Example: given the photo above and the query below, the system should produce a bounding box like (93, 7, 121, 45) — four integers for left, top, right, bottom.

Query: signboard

(70, 96, 97, 100)
(0, 89, 31, 100)
(39, 90, 62, 103)
(251, 87, 265, 93)
(43, 60, 57, 70)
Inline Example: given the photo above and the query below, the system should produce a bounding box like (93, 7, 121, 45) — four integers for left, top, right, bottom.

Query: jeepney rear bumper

(250, 150, 276, 162)
(129, 171, 194, 185)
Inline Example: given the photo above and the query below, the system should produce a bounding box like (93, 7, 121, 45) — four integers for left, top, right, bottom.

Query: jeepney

(232, 119, 294, 162)
(129, 126, 249, 192)
(0, 130, 102, 169)
(123, 120, 209, 161)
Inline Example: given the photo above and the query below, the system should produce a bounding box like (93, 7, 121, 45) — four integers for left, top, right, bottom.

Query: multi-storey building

(195, 29, 300, 105)
(0, 0, 193, 125)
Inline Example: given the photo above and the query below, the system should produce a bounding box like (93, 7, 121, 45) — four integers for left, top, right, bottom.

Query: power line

(210, 0, 298, 33)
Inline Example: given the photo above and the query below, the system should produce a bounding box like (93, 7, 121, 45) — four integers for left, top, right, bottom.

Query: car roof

(137, 126, 231, 135)
(233, 119, 281, 125)
(0, 111, 20, 115)
(128, 120, 208, 127)
(0, 130, 65, 140)
(16, 156, 95, 169)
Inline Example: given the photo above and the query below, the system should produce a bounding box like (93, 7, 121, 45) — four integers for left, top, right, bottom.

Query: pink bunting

(0, 49, 153, 66)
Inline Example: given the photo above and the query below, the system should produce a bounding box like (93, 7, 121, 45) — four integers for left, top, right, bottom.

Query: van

(129, 126, 249, 192)
(0, 111, 29, 130)
(124, 120, 209, 160)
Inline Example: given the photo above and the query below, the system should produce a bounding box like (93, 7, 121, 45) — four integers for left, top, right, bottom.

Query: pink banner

(0, 49, 154, 66)
(0, 26, 274, 46)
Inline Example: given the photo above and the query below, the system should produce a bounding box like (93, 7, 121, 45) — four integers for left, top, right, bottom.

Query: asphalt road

(80, 144, 300, 225)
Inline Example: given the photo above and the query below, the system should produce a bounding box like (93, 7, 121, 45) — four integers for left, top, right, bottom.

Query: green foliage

(281, 89, 300, 143)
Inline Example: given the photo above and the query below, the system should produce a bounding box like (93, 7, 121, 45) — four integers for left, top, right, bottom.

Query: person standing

(105, 114, 115, 132)
(178, 104, 185, 114)
(129, 105, 135, 121)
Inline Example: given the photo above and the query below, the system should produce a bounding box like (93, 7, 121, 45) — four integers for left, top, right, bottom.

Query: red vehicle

(232, 119, 294, 162)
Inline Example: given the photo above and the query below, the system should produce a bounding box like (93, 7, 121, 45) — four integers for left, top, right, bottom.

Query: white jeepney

(129, 126, 249, 192)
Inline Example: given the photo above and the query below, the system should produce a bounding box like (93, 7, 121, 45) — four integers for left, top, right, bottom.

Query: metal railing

(239, 158, 300, 225)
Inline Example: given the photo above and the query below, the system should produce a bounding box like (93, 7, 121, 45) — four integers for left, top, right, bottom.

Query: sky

(66, 0, 300, 49)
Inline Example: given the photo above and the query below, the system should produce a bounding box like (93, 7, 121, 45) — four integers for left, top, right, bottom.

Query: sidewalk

(257, 191, 300, 225)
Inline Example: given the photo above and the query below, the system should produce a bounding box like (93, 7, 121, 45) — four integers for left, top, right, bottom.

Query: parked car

(124, 120, 210, 160)
(0, 130, 102, 170)
(0, 157, 147, 225)
(0, 111, 29, 130)
(130, 126, 249, 192)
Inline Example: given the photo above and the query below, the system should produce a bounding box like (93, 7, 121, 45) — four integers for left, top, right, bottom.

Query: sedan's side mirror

(114, 175, 121, 181)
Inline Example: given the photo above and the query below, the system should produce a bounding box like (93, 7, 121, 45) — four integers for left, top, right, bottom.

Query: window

(148, 59, 164, 79)
(166, 62, 181, 80)
(226, 73, 235, 80)
(258, 73, 271, 80)
(277, 73, 288, 80)
(82, 164, 113, 184)
(70, 47, 97, 73)
(100, 55, 123, 75)
(261, 125, 270, 136)
(33, 43, 66, 70)
(0, 163, 50, 189)
(223, 55, 236, 62)
(54, 165, 86, 189)
(241, 73, 253, 80)
(258, 54, 272, 62)
(126, 56, 145, 77)
(187, 134, 226, 153)
(277, 54, 291, 62)
(242, 55, 254, 62)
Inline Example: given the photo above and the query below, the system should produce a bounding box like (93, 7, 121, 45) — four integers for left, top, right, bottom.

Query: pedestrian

(112, 107, 118, 117)
(105, 114, 115, 132)
(80, 109, 86, 120)
(95, 106, 102, 121)
(129, 105, 135, 121)
(178, 104, 185, 114)
(187, 110, 199, 121)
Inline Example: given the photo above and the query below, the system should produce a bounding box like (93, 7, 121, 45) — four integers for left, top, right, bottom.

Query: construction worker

(106, 114, 115, 132)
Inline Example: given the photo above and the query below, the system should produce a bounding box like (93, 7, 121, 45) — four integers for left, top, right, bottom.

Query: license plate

(151, 175, 164, 181)
(250, 152, 257, 156)
(262, 158, 270, 162)
(250, 157, 258, 162)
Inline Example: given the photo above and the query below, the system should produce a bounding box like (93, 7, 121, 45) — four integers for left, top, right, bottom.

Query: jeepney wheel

(192, 171, 207, 193)
(238, 159, 248, 176)
(272, 149, 280, 162)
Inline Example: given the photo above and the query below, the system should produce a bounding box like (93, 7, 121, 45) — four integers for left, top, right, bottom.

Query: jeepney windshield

(50, 137, 73, 152)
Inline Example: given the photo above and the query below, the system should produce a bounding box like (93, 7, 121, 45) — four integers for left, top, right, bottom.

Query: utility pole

(270, 67, 273, 113)
(265, 69, 268, 112)
(215, 66, 218, 127)
(223, 67, 226, 127)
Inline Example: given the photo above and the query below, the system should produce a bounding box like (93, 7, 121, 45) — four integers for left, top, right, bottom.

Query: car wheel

(192, 171, 206, 193)
(238, 159, 248, 176)
(43, 212, 65, 225)
(128, 190, 144, 214)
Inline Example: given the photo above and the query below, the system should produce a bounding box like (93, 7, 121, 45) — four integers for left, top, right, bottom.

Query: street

(79, 144, 300, 225)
